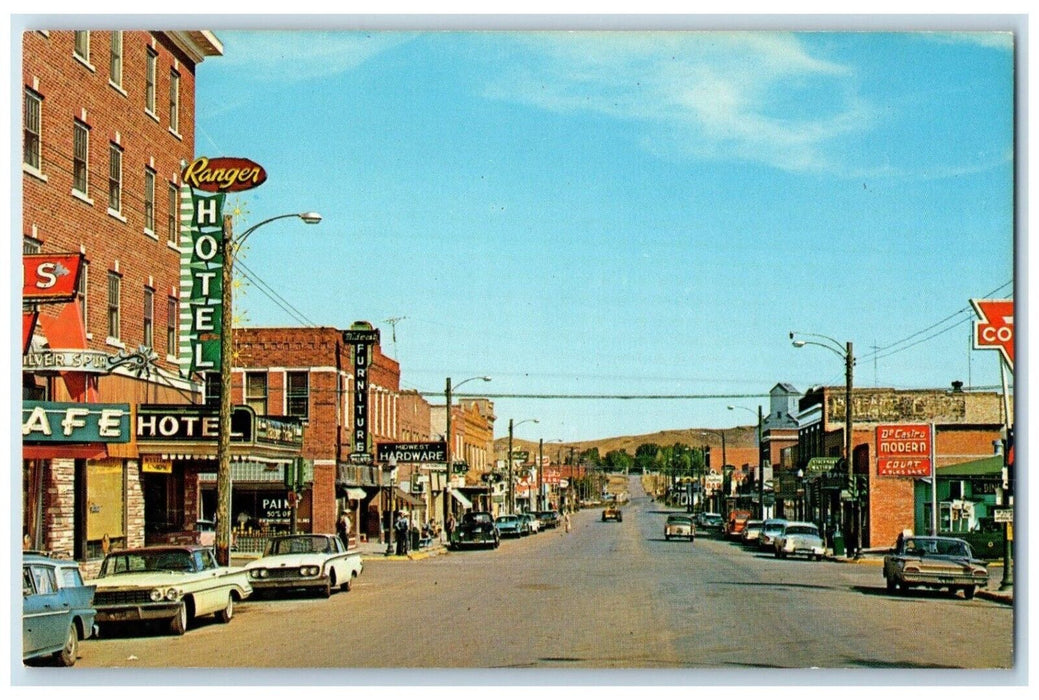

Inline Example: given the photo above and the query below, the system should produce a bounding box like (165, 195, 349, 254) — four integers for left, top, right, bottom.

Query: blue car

(495, 515, 523, 538)
(23, 553, 97, 666)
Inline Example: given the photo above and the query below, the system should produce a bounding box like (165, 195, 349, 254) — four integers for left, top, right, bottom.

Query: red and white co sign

(971, 298, 1014, 370)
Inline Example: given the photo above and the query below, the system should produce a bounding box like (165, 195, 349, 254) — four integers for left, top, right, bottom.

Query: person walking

(394, 512, 409, 555)
(564, 512, 572, 534)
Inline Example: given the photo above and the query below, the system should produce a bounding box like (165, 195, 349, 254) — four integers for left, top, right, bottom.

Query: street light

(383, 455, 398, 556)
(214, 211, 321, 566)
(797, 468, 805, 520)
(508, 418, 539, 514)
(538, 438, 563, 511)
(729, 404, 765, 518)
(444, 376, 491, 536)
(791, 331, 857, 558)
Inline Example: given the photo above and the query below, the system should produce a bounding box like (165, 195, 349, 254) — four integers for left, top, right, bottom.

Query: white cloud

(485, 32, 867, 173)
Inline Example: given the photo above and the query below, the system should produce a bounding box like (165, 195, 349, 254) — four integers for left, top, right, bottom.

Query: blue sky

(194, 28, 1015, 442)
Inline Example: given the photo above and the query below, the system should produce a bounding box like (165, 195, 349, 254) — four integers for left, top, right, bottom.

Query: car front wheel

(963, 585, 976, 600)
(170, 602, 188, 636)
(55, 622, 78, 666)
(215, 594, 233, 623)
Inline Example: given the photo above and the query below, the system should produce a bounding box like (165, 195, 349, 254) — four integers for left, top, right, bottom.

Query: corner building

(21, 30, 222, 575)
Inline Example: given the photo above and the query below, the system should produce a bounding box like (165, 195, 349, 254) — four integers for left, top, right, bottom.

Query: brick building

(431, 398, 496, 513)
(21, 30, 222, 574)
(795, 384, 1010, 551)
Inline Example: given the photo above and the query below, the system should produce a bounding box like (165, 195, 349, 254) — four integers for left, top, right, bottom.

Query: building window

(23, 89, 42, 171)
(73, 120, 89, 195)
(145, 48, 157, 115)
(245, 372, 268, 415)
(287, 372, 309, 419)
(79, 261, 89, 332)
(167, 296, 177, 357)
(107, 272, 121, 340)
(143, 169, 156, 233)
(204, 373, 220, 407)
(169, 70, 180, 133)
(108, 143, 122, 213)
(143, 287, 154, 348)
(23, 237, 41, 255)
(74, 31, 90, 63)
(109, 31, 122, 87)
(167, 182, 179, 244)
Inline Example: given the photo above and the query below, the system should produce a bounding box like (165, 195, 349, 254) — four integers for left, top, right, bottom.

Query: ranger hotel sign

(377, 442, 448, 464)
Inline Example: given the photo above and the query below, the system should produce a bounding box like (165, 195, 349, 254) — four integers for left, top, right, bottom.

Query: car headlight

(165, 587, 182, 602)
(248, 568, 267, 579)
(150, 588, 164, 602)
(300, 565, 320, 576)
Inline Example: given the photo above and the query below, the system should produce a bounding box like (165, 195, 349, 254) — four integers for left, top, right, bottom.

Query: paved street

(71, 476, 1013, 674)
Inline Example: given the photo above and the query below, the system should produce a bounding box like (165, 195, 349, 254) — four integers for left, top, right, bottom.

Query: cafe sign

(22, 401, 130, 443)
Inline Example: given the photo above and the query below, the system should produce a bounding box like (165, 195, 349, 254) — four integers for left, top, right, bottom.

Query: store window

(246, 372, 268, 415)
(86, 460, 126, 559)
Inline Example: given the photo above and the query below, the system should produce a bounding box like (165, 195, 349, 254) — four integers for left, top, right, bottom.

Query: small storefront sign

(22, 401, 130, 443)
(376, 441, 448, 463)
(23, 253, 84, 302)
(877, 424, 932, 477)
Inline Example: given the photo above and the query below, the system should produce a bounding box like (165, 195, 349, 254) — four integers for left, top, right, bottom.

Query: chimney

(951, 380, 964, 393)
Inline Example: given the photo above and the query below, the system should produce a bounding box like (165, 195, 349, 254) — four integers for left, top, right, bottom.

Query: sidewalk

(829, 550, 1013, 605)
(354, 537, 448, 562)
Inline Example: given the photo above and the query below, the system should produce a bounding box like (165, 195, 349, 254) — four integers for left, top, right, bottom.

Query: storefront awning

(394, 488, 425, 508)
(345, 487, 367, 501)
(449, 489, 473, 509)
(23, 444, 108, 460)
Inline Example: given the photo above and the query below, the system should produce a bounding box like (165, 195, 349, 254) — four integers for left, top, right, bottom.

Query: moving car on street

(602, 504, 623, 522)
(23, 553, 97, 666)
(449, 511, 501, 550)
(664, 514, 696, 541)
(244, 534, 362, 598)
(89, 545, 252, 636)
(725, 510, 752, 539)
(535, 511, 561, 529)
(697, 512, 724, 533)
(883, 535, 989, 599)
(741, 520, 764, 545)
(773, 521, 826, 560)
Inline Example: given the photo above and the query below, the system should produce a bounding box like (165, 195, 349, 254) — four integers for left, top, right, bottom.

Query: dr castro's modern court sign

(178, 156, 267, 378)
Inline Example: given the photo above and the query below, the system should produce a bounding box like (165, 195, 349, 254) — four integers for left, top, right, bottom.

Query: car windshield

(786, 525, 819, 536)
(905, 538, 969, 557)
(667, 516, 692, 524)
(763, 521, 786, 532)
(496, 516, 519, 524)
(464, 513, 493, 525)
(101, 549, 196, 575)
(267, 536, 332, 555)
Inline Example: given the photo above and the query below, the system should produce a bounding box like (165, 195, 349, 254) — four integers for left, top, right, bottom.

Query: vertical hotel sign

(343, 322, 380, 464)
(178, 157, 267, 377)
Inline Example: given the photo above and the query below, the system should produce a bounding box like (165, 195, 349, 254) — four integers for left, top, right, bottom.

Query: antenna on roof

(384, 316, 407, 359)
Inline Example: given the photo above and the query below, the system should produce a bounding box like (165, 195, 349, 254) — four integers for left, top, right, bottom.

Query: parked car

(741, 520, 764, 545)
(602, 505, 623, 522)
(244, 534, 362, 598)
(664, 514, 696, 541)
(535, 511, 561, 529)
(883, 535, 989, 599)
(759, 519, 789, 549)
(495, 515, 524, 538)
(697, 512, 724, 533)
(449, 511, 501, 550)
(89, 545, 252, 636)
(725, 510, 752, 539)
(773, 521, 826, 560)
(519, 512, 540, 534)
(23, 553, 97, 666)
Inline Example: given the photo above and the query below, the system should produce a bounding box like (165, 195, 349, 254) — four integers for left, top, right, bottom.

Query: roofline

(164, 30, 223, 63)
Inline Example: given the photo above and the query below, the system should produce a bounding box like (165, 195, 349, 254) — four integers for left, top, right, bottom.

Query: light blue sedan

(23, 553, 97, 666)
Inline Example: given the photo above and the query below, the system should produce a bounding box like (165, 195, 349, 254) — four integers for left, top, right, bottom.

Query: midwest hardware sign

(22, 401, 131, 443)
(377, 442, 448, 463)
(876, 424, 932, 477)
(178, 157, 267, 378)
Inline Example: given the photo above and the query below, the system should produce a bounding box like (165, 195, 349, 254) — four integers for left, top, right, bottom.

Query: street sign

(993, 508, 1013, 523)
(970, 298, 1014, 370)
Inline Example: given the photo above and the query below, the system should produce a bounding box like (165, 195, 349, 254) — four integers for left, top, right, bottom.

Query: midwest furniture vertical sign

(178, 157, 267, 378)
(343, 322, 380, 464)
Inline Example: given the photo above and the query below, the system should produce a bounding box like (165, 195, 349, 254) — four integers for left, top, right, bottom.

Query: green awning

(937, 455, 1003, 477)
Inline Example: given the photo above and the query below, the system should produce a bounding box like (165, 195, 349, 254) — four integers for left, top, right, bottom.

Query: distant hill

(494, 425, 759, 461)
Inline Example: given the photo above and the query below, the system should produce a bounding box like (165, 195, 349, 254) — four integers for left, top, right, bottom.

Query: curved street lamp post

(215, 212, 322, 566)
(729, 404, 765, 518)
(791, 331, 857, 558)
(508, 418, 538, 514)
(443, 376, 491, 534)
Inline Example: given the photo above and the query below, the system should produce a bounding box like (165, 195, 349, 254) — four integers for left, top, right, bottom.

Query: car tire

(319, 582, 331, 598)
(665, 534, 670, 541)
(340, 577, 352, 593)
(886, 575, 896, 593)
(55, 622, 78, 666)
(215, 594, 233, 623)
(963, 585, 976, 600)
(170, 602, 188, 636)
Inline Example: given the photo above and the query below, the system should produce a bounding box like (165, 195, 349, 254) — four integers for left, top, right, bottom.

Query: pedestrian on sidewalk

(564, 512, 571, 533)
